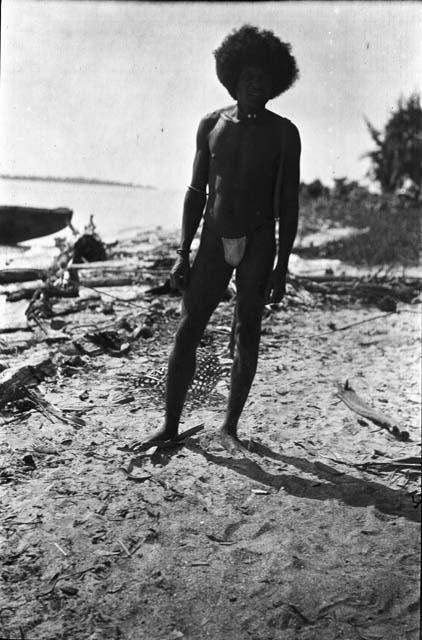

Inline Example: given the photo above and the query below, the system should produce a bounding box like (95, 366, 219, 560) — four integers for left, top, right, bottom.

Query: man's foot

(219, 429, 249, 457)
(118, 424, 205, 453)
(119, 427, 178, 453)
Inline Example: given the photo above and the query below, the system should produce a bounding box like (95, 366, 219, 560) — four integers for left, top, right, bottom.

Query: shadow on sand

(182, 437, 421, 524)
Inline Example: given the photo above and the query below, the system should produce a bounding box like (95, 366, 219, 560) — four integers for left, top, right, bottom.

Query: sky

(1, 1, 421, 189)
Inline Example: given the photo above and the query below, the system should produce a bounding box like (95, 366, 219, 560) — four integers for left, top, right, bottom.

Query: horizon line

(0, 173, 156, 190)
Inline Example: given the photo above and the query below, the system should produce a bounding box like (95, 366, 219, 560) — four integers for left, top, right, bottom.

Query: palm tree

(365, 93, 422, 195)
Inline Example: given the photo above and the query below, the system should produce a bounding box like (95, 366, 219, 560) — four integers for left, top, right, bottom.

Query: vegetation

(364, 93, 422, 195)
(296, 95, 421, 267)
(297, 179, 421, 267)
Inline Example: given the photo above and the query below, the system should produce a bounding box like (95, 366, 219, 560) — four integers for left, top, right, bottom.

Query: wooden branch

(0, 353, 54, 407)
(336, 380, 409, 442)
(0, 269, 44, 284)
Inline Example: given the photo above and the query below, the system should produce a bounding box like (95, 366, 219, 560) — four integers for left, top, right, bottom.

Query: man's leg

(220, 223, 276, 454)
(143, 225, 233, 445)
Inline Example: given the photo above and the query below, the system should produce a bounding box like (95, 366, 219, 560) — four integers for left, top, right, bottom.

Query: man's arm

(275, 122, 301, 275)
(178, 117, 212, 252)
(170, 115, 212, 290)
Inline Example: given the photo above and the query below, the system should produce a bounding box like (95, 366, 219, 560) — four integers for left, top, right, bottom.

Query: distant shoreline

(0, 174, 155, 190)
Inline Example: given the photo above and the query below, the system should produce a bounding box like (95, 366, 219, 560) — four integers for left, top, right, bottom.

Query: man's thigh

(183, 224, 233, 320)
(236, 223, 276, 313)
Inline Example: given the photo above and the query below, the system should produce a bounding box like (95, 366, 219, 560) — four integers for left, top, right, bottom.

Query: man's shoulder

(200, 106, 232, 126)
(266, 110, 299, 136)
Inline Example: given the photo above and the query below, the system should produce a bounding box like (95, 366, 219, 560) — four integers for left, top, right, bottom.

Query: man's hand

(266, 266, 287, 304)
(170, 255, 191, 291)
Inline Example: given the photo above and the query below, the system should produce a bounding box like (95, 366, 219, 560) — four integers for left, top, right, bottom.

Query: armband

(188, 185, 207, 196)
(176, 248, 191, 257)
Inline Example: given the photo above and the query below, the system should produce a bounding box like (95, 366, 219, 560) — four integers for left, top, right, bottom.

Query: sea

(1, 176, 420, 332)
(0, 178, 185, 270)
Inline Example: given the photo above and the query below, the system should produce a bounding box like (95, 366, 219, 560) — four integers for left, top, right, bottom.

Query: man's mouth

(247, 95, 262, 104)
(247, 90, 264, 100)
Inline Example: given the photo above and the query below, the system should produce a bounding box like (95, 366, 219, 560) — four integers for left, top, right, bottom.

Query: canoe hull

(0, 206, 73, 244)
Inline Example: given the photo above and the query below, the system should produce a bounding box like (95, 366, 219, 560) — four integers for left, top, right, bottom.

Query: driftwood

(336, 380, 410, 442)
(356, 456, 421, 473)
(6, 287, 43, 302)
(304, 312, 396, 338)
(24, 387, 85, 428)
(6, 285, 79, 303)
(0, 261, 137, 285)
(0, 352, 55, 407)
(68, 260, 136, 271)
(79, 277, 137, 288)
(0, 323, 30, 335)
(0, 268, 44, 285)
(292, 275, 420, 304)
(51, 296, 101, 317)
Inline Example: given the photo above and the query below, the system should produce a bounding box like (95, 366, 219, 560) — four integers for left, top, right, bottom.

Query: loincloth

(220, 219, 275, 267)
(221, 236, 247, 267)
(201, 217, 275, 268)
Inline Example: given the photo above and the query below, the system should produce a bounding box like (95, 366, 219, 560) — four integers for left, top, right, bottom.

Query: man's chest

(208, 117, 281, 174)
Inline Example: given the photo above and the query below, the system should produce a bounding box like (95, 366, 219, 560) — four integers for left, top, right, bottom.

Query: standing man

(139, 24, 300, 455)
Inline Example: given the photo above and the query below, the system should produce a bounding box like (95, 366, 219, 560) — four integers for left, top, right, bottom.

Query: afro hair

(213, 24, 299, 100)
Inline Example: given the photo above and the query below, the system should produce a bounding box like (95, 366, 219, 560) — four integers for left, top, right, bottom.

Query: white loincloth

(221, 236, 247, 267)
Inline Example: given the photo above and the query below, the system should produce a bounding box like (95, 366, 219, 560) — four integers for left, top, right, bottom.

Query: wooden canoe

(0, 206, 73, 244)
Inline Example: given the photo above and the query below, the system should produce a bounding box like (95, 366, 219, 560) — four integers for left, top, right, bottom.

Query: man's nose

(248, 76, 260, 88)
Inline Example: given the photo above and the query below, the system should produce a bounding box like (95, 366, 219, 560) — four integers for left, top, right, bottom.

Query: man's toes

(220, 433, 248, 457)
(127, 441, 145, 452)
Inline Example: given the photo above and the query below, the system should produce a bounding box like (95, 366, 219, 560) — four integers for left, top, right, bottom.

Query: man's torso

(204, 106, 287, 238)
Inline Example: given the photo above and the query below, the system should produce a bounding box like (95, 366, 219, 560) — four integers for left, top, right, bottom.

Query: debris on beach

(114, 344, 225, 411)
(0, 217, 420, 640)
(72, 215, 108, 265)
(336, 380, 410, 442)
(0, 352, 55, 408)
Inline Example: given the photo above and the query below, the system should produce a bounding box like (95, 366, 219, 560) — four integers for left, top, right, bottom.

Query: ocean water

(0, 178, 184, 268)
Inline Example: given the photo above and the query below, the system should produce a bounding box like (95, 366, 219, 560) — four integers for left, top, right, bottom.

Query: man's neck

(235, 103, 266, 122)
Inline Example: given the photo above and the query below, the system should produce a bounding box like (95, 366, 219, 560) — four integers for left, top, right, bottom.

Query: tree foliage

(365, 93, 422, 195)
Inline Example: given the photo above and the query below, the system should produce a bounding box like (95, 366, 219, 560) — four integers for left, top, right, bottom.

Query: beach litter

(336, 379, 411, 441)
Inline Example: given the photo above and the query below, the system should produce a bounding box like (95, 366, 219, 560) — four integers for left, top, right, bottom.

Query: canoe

(0, 206, 73, 244)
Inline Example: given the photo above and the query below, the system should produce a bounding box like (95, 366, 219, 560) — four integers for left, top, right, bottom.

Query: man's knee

(234, 313, 262, 353)
(174, 314, 206, 352)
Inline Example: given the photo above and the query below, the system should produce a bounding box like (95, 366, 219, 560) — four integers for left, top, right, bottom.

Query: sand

(0, 233, 420, 640)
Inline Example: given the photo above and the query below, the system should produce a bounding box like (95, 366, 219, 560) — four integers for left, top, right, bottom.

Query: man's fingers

(270, 286, 284, 304)
(170, 275, 186, 292)
(170, 264, 190, 292)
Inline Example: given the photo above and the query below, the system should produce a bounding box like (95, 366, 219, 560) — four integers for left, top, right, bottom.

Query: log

(79, 277, 137, 288)
(0, 323, 30, 334)
(6, 285, 79, 303)
(52, 295, 100, 317)
(0, 269, 45, 284)
(336, 380, 409, 442)
(68, 260, 137, 271)
(0, 261, 137, 285)
(293, 276, 420, 303)
(0, 352, 55, 407)
(6, 287, 39, 302)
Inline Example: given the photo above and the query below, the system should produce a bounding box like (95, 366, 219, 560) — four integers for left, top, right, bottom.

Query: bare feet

(122, 426, 178, 452)
(118, 424, 205, 453)
(219, 429, 249, 457)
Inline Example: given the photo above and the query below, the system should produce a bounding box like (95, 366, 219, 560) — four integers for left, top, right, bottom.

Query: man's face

(236, 65, 272, 111)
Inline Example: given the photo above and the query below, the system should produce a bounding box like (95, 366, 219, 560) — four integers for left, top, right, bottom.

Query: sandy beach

(0, 226, 420, 640)
(2, 2, 421, 637)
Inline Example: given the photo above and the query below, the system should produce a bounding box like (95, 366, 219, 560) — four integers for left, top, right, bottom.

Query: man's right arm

(178, 116, 212, 252)
(171, 115, 213, 290)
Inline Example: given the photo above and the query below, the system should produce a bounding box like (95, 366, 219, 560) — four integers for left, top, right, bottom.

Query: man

(138, 24, 300, 455)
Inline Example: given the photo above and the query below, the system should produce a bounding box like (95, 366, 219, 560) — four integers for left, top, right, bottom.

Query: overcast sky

(1, 1, 421, 188)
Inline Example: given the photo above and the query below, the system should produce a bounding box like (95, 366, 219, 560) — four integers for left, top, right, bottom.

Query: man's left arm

(271, 122, 301, 302)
